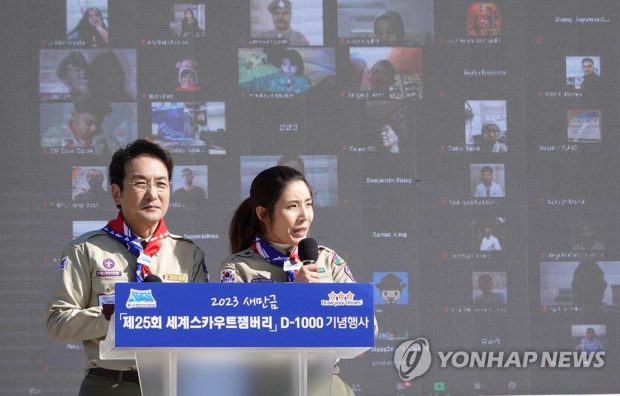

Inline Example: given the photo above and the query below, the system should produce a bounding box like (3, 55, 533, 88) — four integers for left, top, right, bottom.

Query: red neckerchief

(103, 211, 170, 280)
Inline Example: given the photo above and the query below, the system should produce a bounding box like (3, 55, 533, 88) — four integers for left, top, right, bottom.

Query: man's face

(63, 64, 89, 94)
(182, 170, 194, 185)
(478, 276, 493, 293)
(370, 66, 394, 92)
(69, 112, 99, 141)
(381, 125, 398, 147)
(87, 170, 104, 188)
(482, 170, 493, 186)
(272, 9, 291, 32)
(112, 155, 170, 232)
(586, 329, 595, 340)
(582, 60, 594, 76)
(483, 129, 497, 143)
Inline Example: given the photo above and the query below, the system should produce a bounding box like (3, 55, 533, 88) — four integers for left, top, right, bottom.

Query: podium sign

(114, 283, 374, 348)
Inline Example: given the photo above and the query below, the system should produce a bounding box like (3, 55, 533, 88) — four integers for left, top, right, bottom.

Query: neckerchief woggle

(102, 211, 170, 282)
(252, 236, 301, 282)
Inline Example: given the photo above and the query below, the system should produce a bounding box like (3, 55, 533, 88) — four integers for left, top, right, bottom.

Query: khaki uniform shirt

(47, 230, 207, 370)
(219, 246, 355, 284)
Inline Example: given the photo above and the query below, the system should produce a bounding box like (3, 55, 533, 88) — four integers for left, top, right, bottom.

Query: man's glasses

(126, 180, 169, 192)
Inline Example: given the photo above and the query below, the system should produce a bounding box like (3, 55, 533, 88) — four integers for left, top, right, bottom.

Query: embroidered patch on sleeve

(220, 269, 237, 283)
(332, 253, 346, 266)
(58, 256, 69, 271)
(344, 264, 356, 281)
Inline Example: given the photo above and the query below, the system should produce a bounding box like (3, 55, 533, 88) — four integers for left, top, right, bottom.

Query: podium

(100, 283, 374, 396)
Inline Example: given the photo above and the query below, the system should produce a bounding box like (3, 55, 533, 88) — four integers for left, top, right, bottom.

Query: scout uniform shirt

(219, 245, 355, 284)
(47, 230, 206, 370)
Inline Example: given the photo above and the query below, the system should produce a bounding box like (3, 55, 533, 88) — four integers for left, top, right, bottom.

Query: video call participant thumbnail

(473, 165, 504, 197)
(41, 99, 121, 155)
(473, 272, 506, 305)
(171, 167, 208, 207)
(258, 0, 309, 45)
(73, 167, 109, 204)
(47, 139, 207, 395)
(575, 327, 605, 352)
(56, 51, 90, 98)
(67, 6, 109, 47)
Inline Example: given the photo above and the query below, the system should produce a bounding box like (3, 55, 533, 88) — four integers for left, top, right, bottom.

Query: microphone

(143, 274, 162, 282)
(298, 238, 319, 265)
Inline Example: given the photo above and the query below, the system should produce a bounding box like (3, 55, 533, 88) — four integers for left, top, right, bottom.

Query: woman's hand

(94, 23, 109, 43)
(293, 264, 321, 283)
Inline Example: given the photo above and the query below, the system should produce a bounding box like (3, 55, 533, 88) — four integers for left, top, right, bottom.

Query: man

(480, 227, 502, 251)
(41, 99, 121, 155)
(474, 165, 504, 197)
(171, 167, 207, 207)
(572, 223, 605, 251)
(57, 51, 90, 97)
(47, 139, 208, 395)
(380, 124, 400, 154)
(473, 274, 505, 305)
(259, 0, 309, 45)
(74, 168, 109, 204)
(480, 123, 507, 153)
(579, 57, 602, 95)
(576, 327, 605, 352)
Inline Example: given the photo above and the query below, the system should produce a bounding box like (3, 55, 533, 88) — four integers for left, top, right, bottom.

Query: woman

(67, 7, 109, 46)
(269, 50, 311, 95)
(180, 8, 203, 38)
(220, 165, 356, 395)
(221, 166, 354, 284)
(373, 10, 405, 45)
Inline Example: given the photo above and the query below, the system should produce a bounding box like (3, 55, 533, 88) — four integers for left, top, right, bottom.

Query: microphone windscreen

(298, 238, 319, 263)
(143, 274, 163, 282)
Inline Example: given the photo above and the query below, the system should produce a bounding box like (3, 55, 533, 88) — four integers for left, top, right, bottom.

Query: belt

(86, 367, 140, 384)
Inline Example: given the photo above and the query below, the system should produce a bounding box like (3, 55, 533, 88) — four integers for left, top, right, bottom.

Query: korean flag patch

(220, 269, 237, 283)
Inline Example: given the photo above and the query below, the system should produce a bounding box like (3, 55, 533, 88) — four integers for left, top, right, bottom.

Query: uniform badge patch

(220, 269, 236, 283)
(332, 253, 346, 266)
(58, 256, 68, 271)
(344, 264, 355, 281)
(103, 258, 115, 269)
(163, 273, 188, 282)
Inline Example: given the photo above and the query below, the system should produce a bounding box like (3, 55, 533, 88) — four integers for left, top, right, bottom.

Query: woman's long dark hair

(229, 166, 312, 253)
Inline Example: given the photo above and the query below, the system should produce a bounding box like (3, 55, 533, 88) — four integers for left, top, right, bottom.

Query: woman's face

(375, 17, 398, 44)
(260, 180, 313, 246)
(281, 58, 298, 77)
(185, 10, 195, 22)
(381, 124, 399, 147)
(87, 8, 102, 26)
